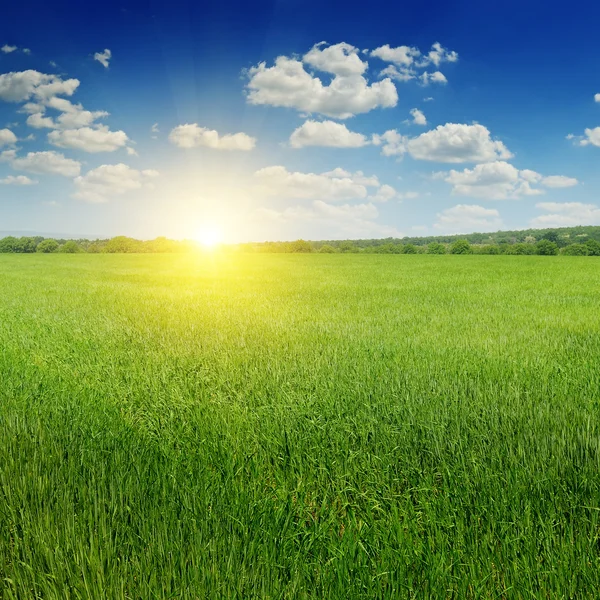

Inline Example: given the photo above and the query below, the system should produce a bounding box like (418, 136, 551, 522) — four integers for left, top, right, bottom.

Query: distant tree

(427, 242, 446, 254)
(542, 230, 560, 243)
(318, 244, 337, 253)
(511, 243, 535, 255)
(59, 240, 83, 253)
(561, 243, 589, 256)
(102, 236, 142, 253)
(0, 236, 18, 253)
(524, 235, 536, 244)
(36, 239, 59, 253)
(450, 239, 472, 254)
(290, 239, 314, 253)
(13, 237, 37, 253)
(585, 239, 600, 256)
(339, 241, 358, 253)
(402, 244, 418, 254)
(535, 239, 559, 255)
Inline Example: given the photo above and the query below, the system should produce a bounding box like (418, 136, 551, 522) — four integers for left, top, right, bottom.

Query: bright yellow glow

(194, 226, 223, 248)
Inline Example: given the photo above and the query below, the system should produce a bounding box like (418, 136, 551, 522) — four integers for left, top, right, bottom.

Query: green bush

(402, 244, 418, 254)
(59, 241, 83, 253)
(427, 242, 446, 254)
(36, 239, 59, 253)
(318, 244, 337, 253)
(585, 239, 600, 256)
(450, 239, 472, 255)
(561, 244, 589, 256)
(535, 239, 559, 256)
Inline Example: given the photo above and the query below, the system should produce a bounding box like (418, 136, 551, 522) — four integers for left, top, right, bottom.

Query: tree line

(1, 228, 600, 256)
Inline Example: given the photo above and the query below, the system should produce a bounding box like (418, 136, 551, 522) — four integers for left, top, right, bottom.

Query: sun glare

(195, 226, 223, 248)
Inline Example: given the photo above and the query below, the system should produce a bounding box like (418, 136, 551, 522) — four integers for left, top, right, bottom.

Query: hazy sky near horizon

(1, 0, 599, 242)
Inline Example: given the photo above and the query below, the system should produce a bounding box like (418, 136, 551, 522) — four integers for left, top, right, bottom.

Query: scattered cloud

(410, 108, 427, 126)
(12, 150, 81, 177)
(438, 161, 545, 199)
(579, 127, 600, 147)
(531, 202, 600, 227)
(246, 42, 398, 119)
(419, 71, 447, 85)
(368, 184, 397, 203)
(434, 204, 503, 233)
(151, 123, 159, 133)
(595, 93, 600, 103)
(0, 70, 79, 103)
(73, 163, 158, 203)
(0, 128, 17, 146)
(48, 125, 129, 152)
(169, 123, 255, 150)
(541, 175, 578, 188)
(94, 49, 112, 68)
(289, 119, 369, 148)
(407, 123, 513, 163)
(372, 129, 408, 157)
(423, 97, 434, 102)
(1, 45, 17, 54)
(253, 165, 387, 201)
(0, 174, 37, 185)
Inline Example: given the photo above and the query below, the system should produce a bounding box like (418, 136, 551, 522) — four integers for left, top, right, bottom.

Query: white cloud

(245, 42, 398, 119)
(303, 42, 367, 76)
(410, 108, 427, 125)
(151, 123, 159, 133)
(256, 199, 401, 238)
(439, 161, 545, 199)
(407, 123, 513, 163)
(0, 70, 79, 103)
(12, 150, 81, 177)
(22, 48, 31, 55)
(94, 49, 112, 68)
(48, 126, 129, 152)
(0, 149, 17, 162)
(541, 175, 579, 188)
(289, 120, 369, 148)
(580, 127, 600, 147)
(253, 165, 383, 201)
(0, 175, 37, 185)
(73, 163, 158, 203)
(0, 128, 17, 146)
(368, 184, 397, 202)
(424, 97, 434, 102)
(422, 42, 458, 67)
(419, 71, 448, 85)
(169, 123, 256, 150)
(434, 204, 503, 233)
(1, 45, 17, 54)
(531, 202, 600, 227)
(370, 44, 421, 67)
(372, 129, 408, 157)
(126, 146, 138, 156)
(594, 93, 600, 103)
(26, 113, 57, 129)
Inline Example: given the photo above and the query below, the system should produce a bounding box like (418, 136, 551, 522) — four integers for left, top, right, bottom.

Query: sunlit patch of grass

(1, 254, 600, 598)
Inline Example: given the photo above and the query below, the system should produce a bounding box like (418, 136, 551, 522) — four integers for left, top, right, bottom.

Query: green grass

(1, 253, 600, 599)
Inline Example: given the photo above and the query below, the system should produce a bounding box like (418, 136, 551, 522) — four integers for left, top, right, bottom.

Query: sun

(194, 226, 223, 248)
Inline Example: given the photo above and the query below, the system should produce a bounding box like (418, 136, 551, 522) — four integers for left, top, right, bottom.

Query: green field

(1, 254, 600, 599)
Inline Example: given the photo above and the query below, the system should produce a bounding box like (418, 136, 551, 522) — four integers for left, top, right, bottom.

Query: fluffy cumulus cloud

(48, 126, 129, 152)
(73, 163, 159, 203)
(11, 150, 81, 177)
(253, 165, 392, 201)
(0, 128, 17, 146)
(371, 129, 408, 157)
(595, 93, 600, 103)
(26, 97, 110, 130)
(94, 49, 112, 68)
(439, 161, 541, 200)
(531, 202, 600, 227)
(579, 127, 600, 147)
(1, 45, 17, 54)
(437, 162, 578, 199)
(410, 108, 427, 125)
(169, 123, 256, 150)
(256, 200, 401, 238)
(246, 42, 398, 119)
(0, 70, 79, 103)
(407, 123, 513, 163)
(0, 174, 37, 185)
(434, 204, 503, 233)
(371, 42, 457, 84)
(289, 120, 369, 148)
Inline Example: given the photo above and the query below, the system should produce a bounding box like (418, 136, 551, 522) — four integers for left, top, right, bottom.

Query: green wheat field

(1, 253, 600, 599)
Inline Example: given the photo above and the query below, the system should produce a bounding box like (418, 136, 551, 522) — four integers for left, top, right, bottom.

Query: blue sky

(1, 0, 599, 242)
